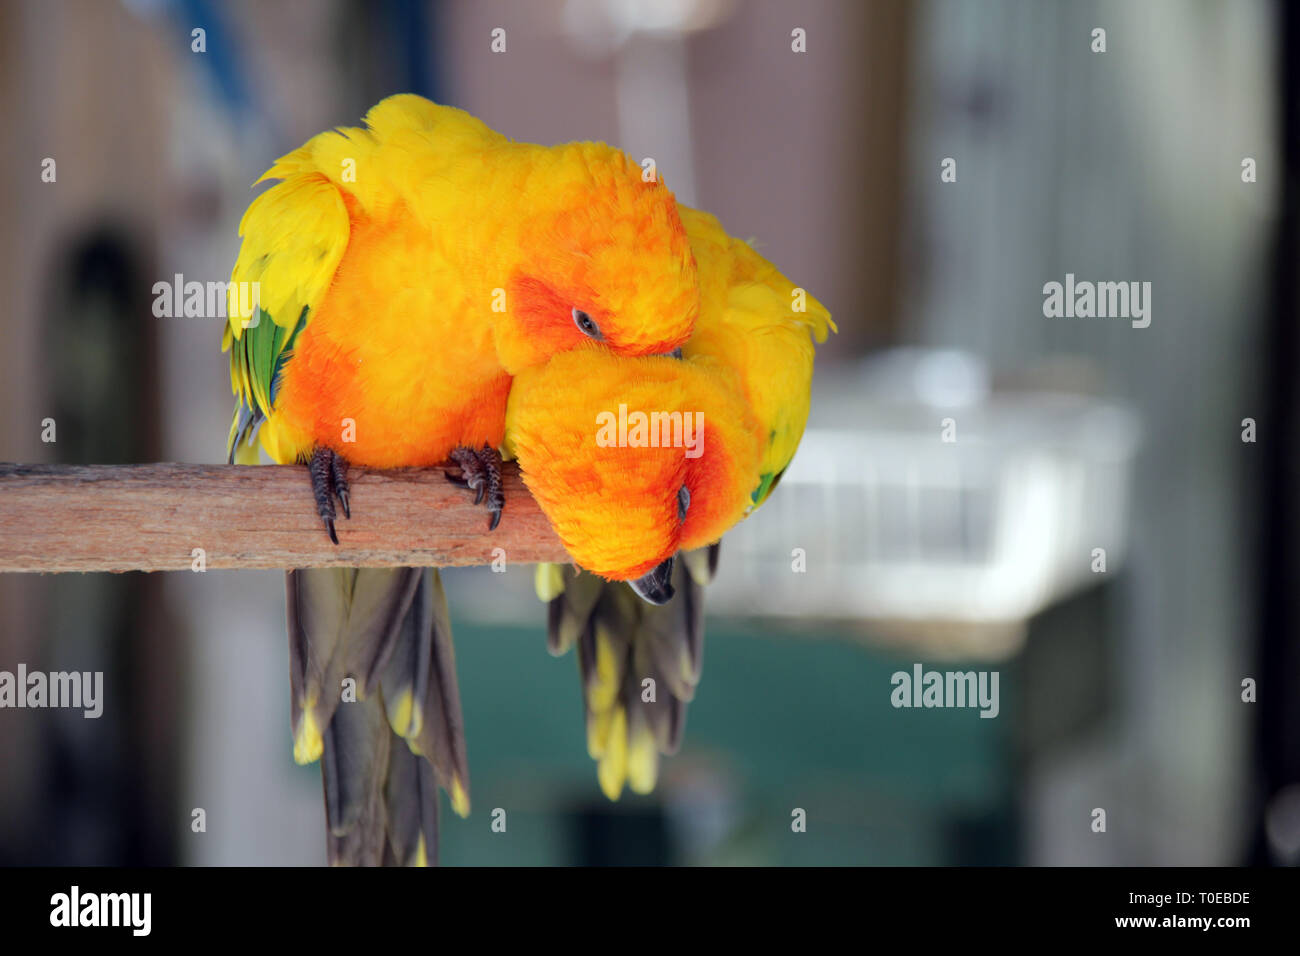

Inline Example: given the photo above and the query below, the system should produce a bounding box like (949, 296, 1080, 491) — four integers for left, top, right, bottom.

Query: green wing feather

(222, 169, 350, 463)
(225, 305, 308, 462)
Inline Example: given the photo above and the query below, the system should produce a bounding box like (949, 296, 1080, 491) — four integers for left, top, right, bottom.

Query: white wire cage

(707, 350, 1141, 653)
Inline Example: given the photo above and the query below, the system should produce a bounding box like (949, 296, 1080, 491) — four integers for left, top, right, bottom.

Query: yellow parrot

(222, 94, 699, 864)
(515, 206, 835, 798)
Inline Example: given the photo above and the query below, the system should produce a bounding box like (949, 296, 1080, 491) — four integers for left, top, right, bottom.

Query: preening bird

(521, 205, 834, 799)
(222, 94, 698, 864)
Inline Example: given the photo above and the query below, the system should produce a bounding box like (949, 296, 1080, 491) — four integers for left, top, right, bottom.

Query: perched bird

(222, 94, 698, 864)
(521, 206, 834, 799)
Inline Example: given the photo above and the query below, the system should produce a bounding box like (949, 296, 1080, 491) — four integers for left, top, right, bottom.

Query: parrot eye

(677, 485, 691, 522)
(572, 308, 602, 340)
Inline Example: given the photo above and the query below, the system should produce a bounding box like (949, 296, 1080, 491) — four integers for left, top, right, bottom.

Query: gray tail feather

(287, 567, 423, 757)
(380, 569, 470, 811)
(288, 566, 467, 865)
(321, 699, 442, 867)
(322, 693, 391, 866)
(383, 742, 440, 866)
(548, 543, 719, 790)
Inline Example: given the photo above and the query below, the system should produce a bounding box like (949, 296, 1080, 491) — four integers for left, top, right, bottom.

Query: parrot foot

(446, 444, 505, 531)
(308, 447, 351, 544)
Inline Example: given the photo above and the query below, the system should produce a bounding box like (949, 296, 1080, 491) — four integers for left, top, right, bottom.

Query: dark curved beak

(658, 347, 684, 359)
(628, 556, 675, 605)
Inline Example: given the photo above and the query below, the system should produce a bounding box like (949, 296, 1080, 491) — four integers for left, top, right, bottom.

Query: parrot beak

(628, 556, 675, 605)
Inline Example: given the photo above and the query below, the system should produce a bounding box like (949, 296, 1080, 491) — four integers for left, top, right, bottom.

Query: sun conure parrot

(512, 205, 834, 799)
(221, 94, 699, 864)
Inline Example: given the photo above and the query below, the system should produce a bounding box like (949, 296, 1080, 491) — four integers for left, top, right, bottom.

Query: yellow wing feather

(679, 205, 835, 499)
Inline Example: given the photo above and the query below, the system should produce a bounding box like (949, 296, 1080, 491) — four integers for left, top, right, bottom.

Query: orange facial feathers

(505, 349, 761, 580)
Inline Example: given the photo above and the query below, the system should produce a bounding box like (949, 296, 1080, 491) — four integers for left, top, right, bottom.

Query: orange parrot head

(495, 144, 699, 374)
(506, 349, 760, 602)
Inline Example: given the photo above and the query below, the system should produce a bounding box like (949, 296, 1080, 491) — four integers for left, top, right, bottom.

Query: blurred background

(0, 0, 1296, 865)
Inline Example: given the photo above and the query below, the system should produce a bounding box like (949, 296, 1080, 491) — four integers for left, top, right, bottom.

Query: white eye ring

(572, 308, 602, 340)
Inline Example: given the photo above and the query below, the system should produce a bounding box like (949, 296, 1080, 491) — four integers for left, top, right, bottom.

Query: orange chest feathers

(273, 213, 510, 467)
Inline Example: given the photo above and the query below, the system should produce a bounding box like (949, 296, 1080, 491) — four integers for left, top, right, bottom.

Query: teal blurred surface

(435, 614, 1015, 866)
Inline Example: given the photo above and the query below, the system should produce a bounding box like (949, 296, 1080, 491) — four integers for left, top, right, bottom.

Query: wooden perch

(0, 463, 569, 573)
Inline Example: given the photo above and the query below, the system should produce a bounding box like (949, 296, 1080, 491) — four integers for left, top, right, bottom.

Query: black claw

(330, 454, 351, 519)
(449, 444, 506, 530)
(480, 446, 504, 525)
(309, 447, 348, 544)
